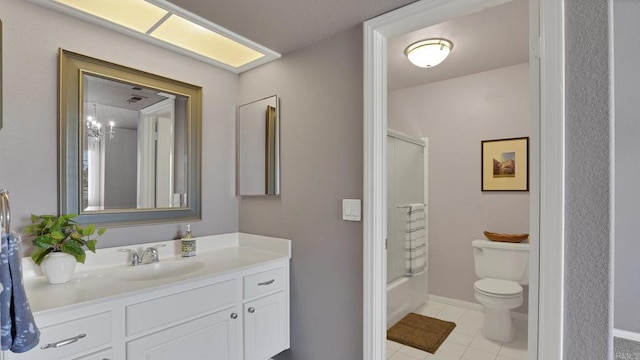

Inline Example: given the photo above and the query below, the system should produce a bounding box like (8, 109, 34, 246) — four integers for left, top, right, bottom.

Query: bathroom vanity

(1, 233, 290, 360)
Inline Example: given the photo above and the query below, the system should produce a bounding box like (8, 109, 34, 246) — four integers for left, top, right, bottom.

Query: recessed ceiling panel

(55, 0, 168, 33)
(151, 14, 265, 68)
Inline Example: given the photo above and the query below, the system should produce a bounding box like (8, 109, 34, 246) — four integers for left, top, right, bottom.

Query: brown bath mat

(387, 313, 456, 354)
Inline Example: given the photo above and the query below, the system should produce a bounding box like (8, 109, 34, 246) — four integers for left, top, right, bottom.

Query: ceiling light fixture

(404, 38, 453, 68)
(86, 104, 116, 140)
(28, 0, 280, 72)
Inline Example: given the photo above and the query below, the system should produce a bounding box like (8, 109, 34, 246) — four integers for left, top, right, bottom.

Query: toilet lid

(474, 278, 523, 296)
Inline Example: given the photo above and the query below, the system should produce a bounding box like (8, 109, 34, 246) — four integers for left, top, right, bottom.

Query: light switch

(342, 199, 361, 221)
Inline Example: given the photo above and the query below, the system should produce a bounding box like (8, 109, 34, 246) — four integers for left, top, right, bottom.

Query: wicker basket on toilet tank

(483, 231, 529, 243)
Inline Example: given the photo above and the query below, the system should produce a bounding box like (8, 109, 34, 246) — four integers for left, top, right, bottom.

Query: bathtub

(387, 271, 428, 328)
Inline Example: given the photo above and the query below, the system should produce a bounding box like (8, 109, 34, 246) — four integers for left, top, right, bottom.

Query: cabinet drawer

(126, 279, 237, 336)
(243, 267, 285, 299)
(74, 348, 113, 360)
(5, 311, 112, 360)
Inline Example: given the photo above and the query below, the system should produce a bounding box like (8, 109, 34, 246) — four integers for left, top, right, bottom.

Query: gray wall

(564, 0, 612, 358)
(104, 128, 137, 209)
(613, 0, 640, 335)
(0, 0, 239, 248)
(388, 63, 530, 313)
(238, 27, 364, 360)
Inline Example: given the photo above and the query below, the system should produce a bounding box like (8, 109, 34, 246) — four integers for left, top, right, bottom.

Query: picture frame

(481, 137, 529, 191)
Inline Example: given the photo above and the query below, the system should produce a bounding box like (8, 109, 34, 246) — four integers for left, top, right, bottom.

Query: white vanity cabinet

(122, 260, 289, 360)
(242, 266, 289, 360)
(3, 234, 291, 360)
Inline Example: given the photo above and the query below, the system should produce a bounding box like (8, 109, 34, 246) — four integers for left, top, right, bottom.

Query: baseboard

(428, 294, 529, 321)
(614, 329, 640, 342)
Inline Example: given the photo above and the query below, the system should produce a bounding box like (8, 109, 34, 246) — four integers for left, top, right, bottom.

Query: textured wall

(388, 63, 531, 312)
(564, 0, 612, 358)
(0, 0, 239, 248)
(613, 0, 640, 335)
(238, 27, 364, 360)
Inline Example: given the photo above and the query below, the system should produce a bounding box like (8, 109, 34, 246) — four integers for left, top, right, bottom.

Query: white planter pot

(41, 252, 77, 284)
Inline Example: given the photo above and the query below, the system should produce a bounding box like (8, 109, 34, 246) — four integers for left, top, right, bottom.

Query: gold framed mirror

(59, 49, 202, 225)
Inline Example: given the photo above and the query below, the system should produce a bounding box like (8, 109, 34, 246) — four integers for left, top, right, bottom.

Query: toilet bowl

(472, 239, 529, 343)
(474, 278, 523, 342)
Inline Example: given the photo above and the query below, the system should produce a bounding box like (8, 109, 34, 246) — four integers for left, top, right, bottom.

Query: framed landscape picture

(481, 137, 529, 191)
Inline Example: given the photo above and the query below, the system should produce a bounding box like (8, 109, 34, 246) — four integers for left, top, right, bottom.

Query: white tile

(498, 347, 527, 360)
(416, 306, 443, 318)
(453, 323, 480, 337)
(427, 300, 448, 311)
(388, 340, 403, 351)
(387, 340, 401, 359)
(446, 332, 474, 346)
(436, 341, 468, 357)
(417, 301, 447, 317)
(497, 356, 517, 360)
(398, 345, 431, 359)
(469, 333, 502, 354)
(437, 305, 467, 322)
(458, 310, 485, 327)
(462, 347, 499, 360)
(390, 351, 427, 360)
(498, 338, 528, 360)
(431, 352, 460, 360)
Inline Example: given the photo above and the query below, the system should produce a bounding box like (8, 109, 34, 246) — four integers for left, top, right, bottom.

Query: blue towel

(0, 232, 40, 353)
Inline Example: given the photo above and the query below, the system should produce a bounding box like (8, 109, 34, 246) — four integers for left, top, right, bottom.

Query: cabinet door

(127, 307, 240, 360)
(243, 291, 287, 360)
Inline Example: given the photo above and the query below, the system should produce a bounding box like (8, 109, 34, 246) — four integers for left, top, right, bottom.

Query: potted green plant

(25, 214, 106, 284)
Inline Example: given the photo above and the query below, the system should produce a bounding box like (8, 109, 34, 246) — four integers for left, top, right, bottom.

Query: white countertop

(21, 233, 291, 314)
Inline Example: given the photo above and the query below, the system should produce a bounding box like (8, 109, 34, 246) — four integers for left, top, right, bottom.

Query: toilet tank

(472, 239, 530, 285)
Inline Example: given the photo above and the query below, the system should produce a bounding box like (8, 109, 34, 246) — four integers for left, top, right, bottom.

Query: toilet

(472, 239, 529, 343)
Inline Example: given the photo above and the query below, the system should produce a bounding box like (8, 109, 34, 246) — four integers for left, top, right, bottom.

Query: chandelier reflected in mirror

(86, 104, 116, 140)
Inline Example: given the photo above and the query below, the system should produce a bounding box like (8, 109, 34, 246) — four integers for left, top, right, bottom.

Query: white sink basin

(117, 260, 205, 281)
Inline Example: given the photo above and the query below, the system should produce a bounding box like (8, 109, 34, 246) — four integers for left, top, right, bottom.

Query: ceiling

(388, 0, 529, 91)
(84, 75, 170, 129)
(167, 0, 418, 55)
(169, 0, 528, 91)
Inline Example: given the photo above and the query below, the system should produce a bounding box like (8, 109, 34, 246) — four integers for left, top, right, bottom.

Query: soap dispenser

(181, 224, 196, 257)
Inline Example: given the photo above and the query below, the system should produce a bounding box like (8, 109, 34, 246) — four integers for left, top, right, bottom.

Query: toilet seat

(474, 278, 523, 298)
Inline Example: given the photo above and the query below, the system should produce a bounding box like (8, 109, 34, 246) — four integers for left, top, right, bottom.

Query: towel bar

(395, 203, 426, 209)
(0, 189, 9, 234)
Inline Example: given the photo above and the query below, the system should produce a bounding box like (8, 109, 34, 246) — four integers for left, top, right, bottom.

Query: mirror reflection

(81, 74, 188, 212)
(59, 49, 202, 226)
(238, 95, 280, 196)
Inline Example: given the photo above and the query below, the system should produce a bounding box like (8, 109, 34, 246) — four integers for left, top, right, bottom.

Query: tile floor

(387, 300, 528, 360)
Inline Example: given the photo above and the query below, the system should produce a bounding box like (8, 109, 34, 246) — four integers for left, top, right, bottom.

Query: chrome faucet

(141, 244, 166, 264)
(119, 244, 167, 266)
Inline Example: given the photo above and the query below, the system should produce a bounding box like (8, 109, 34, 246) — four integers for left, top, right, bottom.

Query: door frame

(362, 0, 565, 359)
